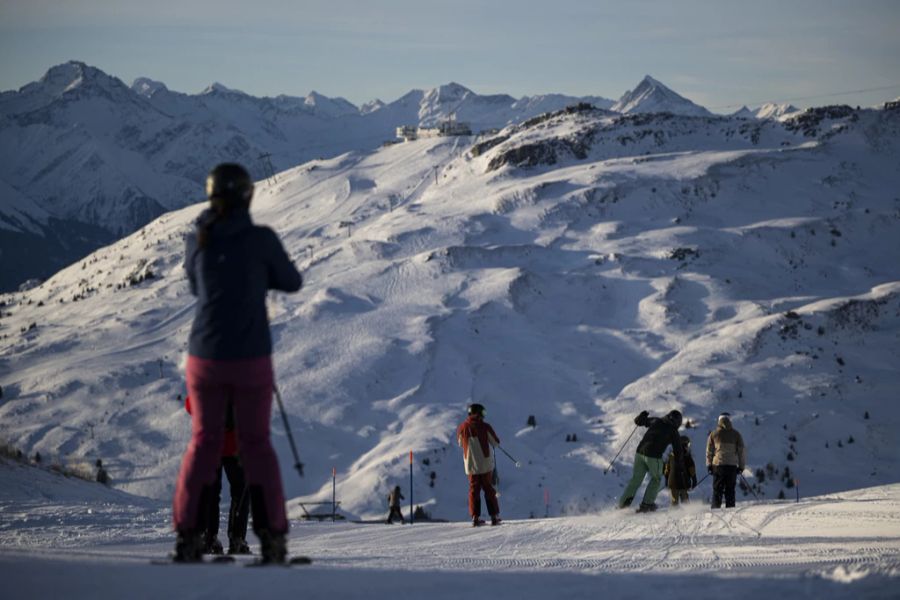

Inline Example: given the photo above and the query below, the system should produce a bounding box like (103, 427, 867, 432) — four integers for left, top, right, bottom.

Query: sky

(1, 0, 899, 111)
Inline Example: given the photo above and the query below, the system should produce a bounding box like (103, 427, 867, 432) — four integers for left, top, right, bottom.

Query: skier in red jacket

(456, 403, 501, 526)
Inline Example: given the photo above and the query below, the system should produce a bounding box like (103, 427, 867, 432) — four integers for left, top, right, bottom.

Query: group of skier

(171, 161, 747, 564)
(618, 409, 747, 513)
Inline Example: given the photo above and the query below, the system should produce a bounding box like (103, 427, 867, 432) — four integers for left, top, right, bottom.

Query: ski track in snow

(1, 462, 898, 598)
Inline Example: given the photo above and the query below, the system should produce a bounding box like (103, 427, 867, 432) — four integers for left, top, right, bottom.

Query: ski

(152, 555, 312, 566)
(151, 555, 236, 565)
(245, 556, 313, 567)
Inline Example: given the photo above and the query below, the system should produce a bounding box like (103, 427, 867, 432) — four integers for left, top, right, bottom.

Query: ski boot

(635, 503, 658, 513)
(203, 535, 224, 555)
(617, 497, 634, 510)
(258, 530, 287, 565)
(228, 537, 251, 555)
(490, 515, 502, 526)
(173, 531, 203, 563)
(472, 517, 485, 527)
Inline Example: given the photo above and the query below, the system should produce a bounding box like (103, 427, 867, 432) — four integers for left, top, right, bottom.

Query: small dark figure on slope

(386, 485, 405, 524)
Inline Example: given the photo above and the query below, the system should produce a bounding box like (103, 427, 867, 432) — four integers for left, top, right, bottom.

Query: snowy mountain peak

(39, 61, 91, 92)
(360, 98, 386, 114)
(0, 60, 136, 120)
(755, 102, 801, 120)
(33, 61, 128, 98)
(425, 82, 473, 105)
(303, 91, 359, 118)
(200, 81, 248, 96)
(612, 75, 712, 117)
(638, 74, 664, 88)
(131, 77, 168, 98)
(729, 105, 756, 119)
(304, 90, 327, 105)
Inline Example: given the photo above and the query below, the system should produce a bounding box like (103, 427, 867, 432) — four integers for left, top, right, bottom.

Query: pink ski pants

(172, 355, 288, 534)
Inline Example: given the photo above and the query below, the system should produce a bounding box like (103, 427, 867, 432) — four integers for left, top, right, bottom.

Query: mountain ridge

(0, 61, 879, 294)
(1, 105, 897, 520)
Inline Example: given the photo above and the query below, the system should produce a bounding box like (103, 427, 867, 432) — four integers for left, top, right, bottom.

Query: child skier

(663, 435, 697, 506)
(385, 485, 405, 524)
(185, 395, 251, 554)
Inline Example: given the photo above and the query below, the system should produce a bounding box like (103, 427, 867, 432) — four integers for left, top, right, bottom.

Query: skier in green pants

(618, 409, 683, 513)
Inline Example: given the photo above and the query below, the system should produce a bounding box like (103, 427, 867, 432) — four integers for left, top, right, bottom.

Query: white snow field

(1, 104, 900, 597)
(0, 458, 898, 598)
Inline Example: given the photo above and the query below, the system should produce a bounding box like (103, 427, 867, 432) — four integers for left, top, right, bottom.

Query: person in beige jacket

(456, 403, 501, 526)
(706, 413, 747, 508)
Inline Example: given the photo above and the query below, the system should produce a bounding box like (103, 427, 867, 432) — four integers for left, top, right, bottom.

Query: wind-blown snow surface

(0, 458, 898, 598)
(1, 101, 900, 551)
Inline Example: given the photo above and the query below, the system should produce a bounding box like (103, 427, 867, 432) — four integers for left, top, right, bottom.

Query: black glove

(707, 465, 714, 475)
(634, 410, 649, 426)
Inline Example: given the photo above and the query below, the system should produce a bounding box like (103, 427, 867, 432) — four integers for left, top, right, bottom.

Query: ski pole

(695, 472, 711, 487)
(274, 385, 304, 477)
(603, 425, 638, 475)
(739, 473, 759, 500)
(497, 446, 521, 467)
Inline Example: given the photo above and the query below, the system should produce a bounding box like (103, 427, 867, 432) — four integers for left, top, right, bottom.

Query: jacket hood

(717, 415, 733, 429)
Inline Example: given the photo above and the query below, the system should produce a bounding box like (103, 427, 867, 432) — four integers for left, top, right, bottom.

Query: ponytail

(196, 197, 235, 249)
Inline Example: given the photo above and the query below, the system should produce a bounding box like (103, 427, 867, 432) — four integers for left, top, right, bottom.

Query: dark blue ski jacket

(185, 208, 302, 360)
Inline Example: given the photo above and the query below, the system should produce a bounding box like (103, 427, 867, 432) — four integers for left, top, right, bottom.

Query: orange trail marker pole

(409, 450, 414, 524)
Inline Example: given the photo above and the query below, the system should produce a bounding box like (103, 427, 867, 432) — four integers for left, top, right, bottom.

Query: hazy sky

(1, 0, 899, 111)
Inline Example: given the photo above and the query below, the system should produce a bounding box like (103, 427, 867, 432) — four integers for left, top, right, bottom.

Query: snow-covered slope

(1, 457, 897, 598)
(0, 62, 614, 291)
(1, 103, 898, 527)
(612, 75, 712, 116)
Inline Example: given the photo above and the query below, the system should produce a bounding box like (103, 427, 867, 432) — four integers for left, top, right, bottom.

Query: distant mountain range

(731, 102, 802, 120)
(0, 62, 818, 291)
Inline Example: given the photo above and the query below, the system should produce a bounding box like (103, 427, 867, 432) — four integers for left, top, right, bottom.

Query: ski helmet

(666, 409, 683, 428)
(467, 403, 486, 416)
(680, 435, 691, 446)
(206, 163, 253, 206)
